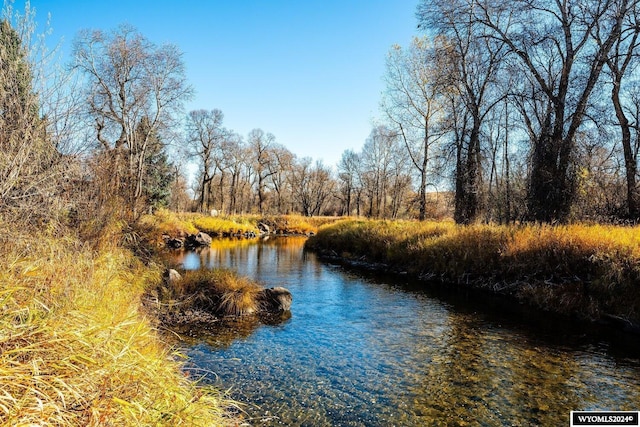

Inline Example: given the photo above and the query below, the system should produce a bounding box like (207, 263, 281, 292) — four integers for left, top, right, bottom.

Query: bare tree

(337, 149, 360, 216)
(593, 5, 640, 218)
(268, 143, 295, 214)
(185, 109, 226, 212)
(247, 128, 277, 214)
(360, 126, 403, 218)
(73, 24, 192, 218)
(291, 158, 335, 216)
(419, 1, 508, 223)
(457, 0, 631, 222)
(382, 37, 448, 220)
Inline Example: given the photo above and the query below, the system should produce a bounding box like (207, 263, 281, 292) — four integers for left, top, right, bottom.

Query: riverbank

(305, 219, 640, 331)
(0, 218, 236, 426)
(139, 209, 338, 247)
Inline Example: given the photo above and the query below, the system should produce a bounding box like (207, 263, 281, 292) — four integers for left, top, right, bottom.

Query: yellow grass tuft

(158, 269, 264, 319)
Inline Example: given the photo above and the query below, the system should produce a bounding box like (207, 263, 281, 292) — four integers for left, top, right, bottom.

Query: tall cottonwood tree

(594, 7, 640, 218)
(73, 24, 192, 218)
(418, 1, 507, 224)
(457, 0, 631, 222)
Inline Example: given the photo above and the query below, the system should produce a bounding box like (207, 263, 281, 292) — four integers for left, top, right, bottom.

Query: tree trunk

(612, 80, 640, 218)
(527, 119, 573, 223)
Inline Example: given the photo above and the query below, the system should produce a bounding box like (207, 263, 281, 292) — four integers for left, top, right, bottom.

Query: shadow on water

(164, 237, 640, 427)
(167, 311, 292, 349)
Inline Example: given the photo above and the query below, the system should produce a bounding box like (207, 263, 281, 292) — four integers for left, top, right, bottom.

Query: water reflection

(170, 312, 292, 349)
(170, 237, 640, 426)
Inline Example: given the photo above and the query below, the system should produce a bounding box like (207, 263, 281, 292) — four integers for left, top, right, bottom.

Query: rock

(196, 231, 212, 245)
(185, 231, 212, 247)
(258, 287, 292, 313)
(257, 222, 270, 235)
(163, 268, 182, 285)
(167, 238, 184, 249)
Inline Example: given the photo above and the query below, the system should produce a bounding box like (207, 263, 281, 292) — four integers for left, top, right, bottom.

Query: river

(164, 236, 640, 426)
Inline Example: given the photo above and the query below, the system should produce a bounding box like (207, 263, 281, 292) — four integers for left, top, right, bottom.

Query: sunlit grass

(307, 219, 640, 322)
(191, 215, 258, 236)
(156, 269, 264, 319)
(0, 220, 235, 426)
(142, 210, 344, 242)
(138, 208, 199, 245)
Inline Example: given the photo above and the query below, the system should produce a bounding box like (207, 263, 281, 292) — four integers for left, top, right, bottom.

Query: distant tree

(360, 126, 401, 218)
(268, 143, 295, 214)
(221, 133, 247, 215)
(73, 24, 192, 218)
(167, 164, 192, 212)
(291, 158, 335, 216)
(185, 109, 226, 212)
(247, 128, 277, 214)
(337, 149, 360, 216)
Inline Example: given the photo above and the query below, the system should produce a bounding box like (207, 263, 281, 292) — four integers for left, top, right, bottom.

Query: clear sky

(14, 0, 419, 167)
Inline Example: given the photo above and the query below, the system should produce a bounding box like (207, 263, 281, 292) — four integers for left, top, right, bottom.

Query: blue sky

(15, 0, 419, 167)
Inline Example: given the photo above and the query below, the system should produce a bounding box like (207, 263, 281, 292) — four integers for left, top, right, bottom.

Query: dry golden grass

(191, 216, 258, 236)
(0, 220, 236, 426)
(144, 210, 344, 241)
(138, 208, 199, 245)
(157, 269, 264, 319)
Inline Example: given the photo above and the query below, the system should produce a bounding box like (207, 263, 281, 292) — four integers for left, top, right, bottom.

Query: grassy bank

(139, 209, 339, 246)
(306, 220, 640, 327)
(0, 219, 236, 426)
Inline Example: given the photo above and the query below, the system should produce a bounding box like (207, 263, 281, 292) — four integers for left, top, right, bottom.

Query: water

(165, 237, 640, 426)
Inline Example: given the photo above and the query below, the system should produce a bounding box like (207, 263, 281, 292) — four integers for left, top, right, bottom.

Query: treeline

(4, 1, 640, 227)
